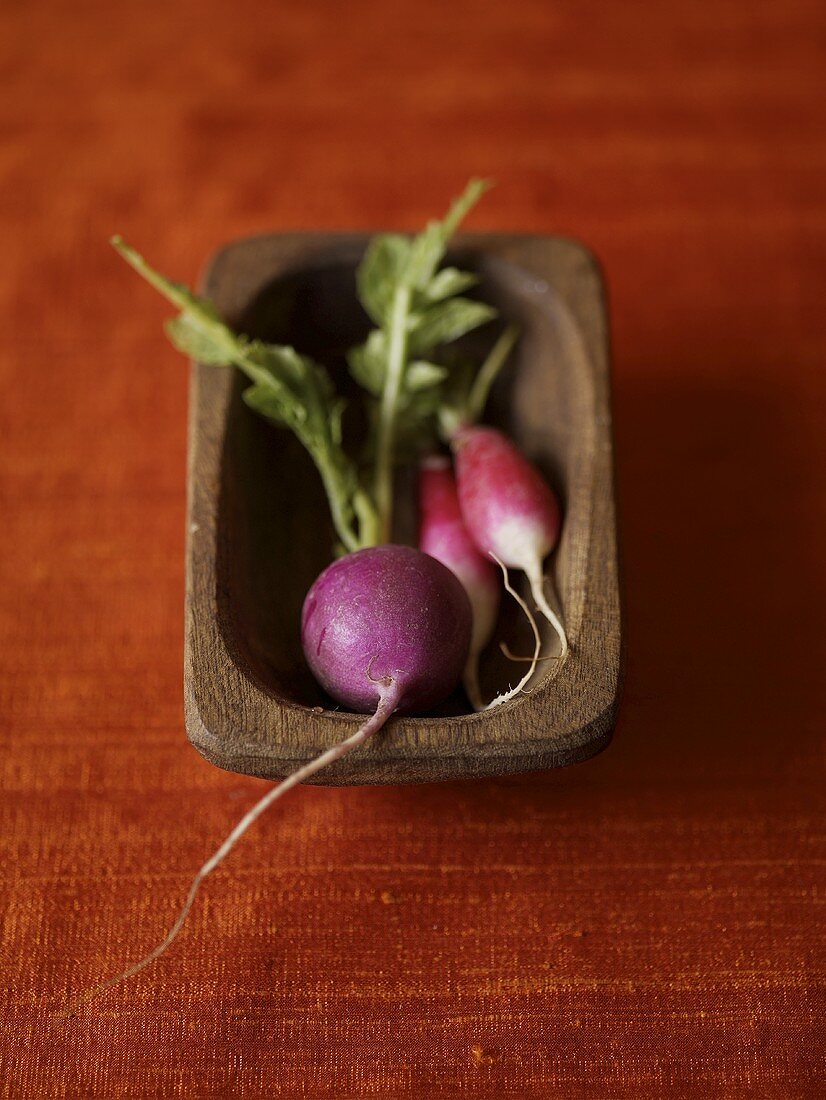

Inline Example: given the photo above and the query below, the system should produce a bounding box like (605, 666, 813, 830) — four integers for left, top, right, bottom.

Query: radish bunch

(84, 180, 568, 1004)
(418, 435, 566, 712)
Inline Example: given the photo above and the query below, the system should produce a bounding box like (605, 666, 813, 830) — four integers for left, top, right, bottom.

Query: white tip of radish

(59, 683, 401, 1016)
(484, 555, 542, 710)
(486, 514, 553, 572)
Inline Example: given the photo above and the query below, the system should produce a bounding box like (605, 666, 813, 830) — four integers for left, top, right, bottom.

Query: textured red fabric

(1, 1, 824, 1096)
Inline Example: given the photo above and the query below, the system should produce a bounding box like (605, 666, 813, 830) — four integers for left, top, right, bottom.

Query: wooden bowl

(185, 232, 623, 784)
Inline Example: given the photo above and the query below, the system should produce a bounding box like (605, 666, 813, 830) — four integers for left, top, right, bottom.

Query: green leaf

(421, 267, 479, 303)
(245, 341, 313, 390)
(356, 234, 411, 325)
(439, 177, 493, 241)
(112, 236, 222, 322)
(347, 330, 387, 395)
(409, 298, 497, 354)
(242, 381, 300, 427)
(406, 360, 448, 391)
(165, 315, 235, 365)
(403, 178, 492, 290)
(404, 223, 445, 292)
(113, 235, 371, 553)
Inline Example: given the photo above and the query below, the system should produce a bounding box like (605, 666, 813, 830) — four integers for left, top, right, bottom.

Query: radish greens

(113, 178, 499, 552)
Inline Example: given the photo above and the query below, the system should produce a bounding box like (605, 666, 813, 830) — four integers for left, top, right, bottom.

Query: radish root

(484, 555, 542, 709)
(500, 642, 558, 663)
(59, 683, 400, 1016)
(525, 562, 569, 660)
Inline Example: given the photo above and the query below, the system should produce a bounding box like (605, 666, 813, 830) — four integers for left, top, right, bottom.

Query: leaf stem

(374, 284, 411, 541)
(353, 489, 381, 548)
(468, 323, 520, 423)
(313, 458, 361, 553)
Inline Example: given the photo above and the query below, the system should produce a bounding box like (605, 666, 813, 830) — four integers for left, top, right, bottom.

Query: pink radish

(418, 455, 543, 709)
(418, 455, 500, 709)
(452, 425, 569, 658)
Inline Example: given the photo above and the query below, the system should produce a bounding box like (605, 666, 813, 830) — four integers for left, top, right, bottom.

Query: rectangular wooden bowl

(185, 232, 623, 784)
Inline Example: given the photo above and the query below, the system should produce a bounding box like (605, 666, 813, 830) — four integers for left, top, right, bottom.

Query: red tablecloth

(2, 1, 824, 1095)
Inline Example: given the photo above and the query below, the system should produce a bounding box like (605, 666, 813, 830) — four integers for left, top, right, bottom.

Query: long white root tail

(60, 685, 399, 1015)
(526, 563, 569, 660)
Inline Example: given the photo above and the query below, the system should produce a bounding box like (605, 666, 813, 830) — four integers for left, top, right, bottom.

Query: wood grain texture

(1, 1, 825, 1097)
(186, 232, 622, 783)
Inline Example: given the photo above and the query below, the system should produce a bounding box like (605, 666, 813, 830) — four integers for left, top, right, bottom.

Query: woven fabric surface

(1, 1, 824, 1096)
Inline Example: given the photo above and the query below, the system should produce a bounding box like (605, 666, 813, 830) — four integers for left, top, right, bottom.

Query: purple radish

(417, 455, 500, 710)
(301, 544, 472, 716)
(76, 546, 471, 1008)
(452, 425, 569, 659)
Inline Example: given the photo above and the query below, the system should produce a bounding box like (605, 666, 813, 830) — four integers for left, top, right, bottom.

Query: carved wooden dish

(185, 232, 622, 784)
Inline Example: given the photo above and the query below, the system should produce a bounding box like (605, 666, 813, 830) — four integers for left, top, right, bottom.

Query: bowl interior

(216, 245, 588, 716)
